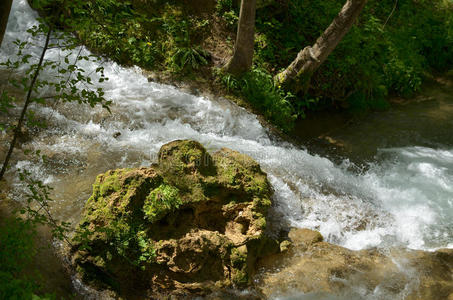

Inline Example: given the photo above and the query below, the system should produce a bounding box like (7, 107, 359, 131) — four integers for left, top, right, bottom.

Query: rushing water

(1, 1, 453, 299)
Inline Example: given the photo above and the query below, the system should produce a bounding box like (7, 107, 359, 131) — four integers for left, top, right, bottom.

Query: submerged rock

(256, 228, 453, 300)
(70, 140, 278, 297)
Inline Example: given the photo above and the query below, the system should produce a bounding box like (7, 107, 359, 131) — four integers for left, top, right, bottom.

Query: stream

(1, 1, 452, 299)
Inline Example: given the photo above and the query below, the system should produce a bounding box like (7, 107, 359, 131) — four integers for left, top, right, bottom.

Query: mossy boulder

(71, 140, 278, 297)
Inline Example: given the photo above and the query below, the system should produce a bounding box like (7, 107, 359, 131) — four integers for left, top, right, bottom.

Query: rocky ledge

(70, 140, 279, 298)
(257, 228, 453, 300)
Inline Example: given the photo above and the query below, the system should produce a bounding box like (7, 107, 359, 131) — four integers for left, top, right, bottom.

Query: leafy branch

(0, 1, 111, 248)
(0, 25, 52, 180)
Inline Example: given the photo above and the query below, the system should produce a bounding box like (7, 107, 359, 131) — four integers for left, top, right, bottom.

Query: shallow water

(1, 0, 453, 298)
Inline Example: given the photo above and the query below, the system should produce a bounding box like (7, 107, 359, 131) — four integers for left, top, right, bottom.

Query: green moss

(158, 140, 211, 175)
(245, 176, 269, 196)
(214, 156, 237, 184)
(252, 212, 267, 230)
(99, 172, 123, 196)
(73, 168, 164, 276)
(72, 140, 278, 293)
(230, 246, 249, 286)
(230, 246, 247, 268)
(252, 196, 272, 212)
(143, 183, 182, 223)
(136, 230, 156, 268)
(93, 256, 106, 268)
(213, 149, 269, 197)
(76, 265, 85, 277)
(231, 268, 248, 286)
(280, 240, 291, 252)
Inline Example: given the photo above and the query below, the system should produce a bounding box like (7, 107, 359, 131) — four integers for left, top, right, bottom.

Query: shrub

(216, 0, 234, 15)
(0, 217, 37, 299)
(218, 68, 297, 132)
(254, 0, 453, 112)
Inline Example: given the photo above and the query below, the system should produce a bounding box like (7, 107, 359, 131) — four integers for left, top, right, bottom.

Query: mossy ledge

(70, 140, 279, 298)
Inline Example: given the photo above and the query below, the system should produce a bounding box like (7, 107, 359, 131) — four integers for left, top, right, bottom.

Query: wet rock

(287, 228, 323, 249)
(404, 248, 453, 300)
(70, 140, 278, 297)
(191, 88, 200, 96)
(147, 73, 161, 83)
(256, 228, 453, 300)
(179, 85, 201, 96)
(112, 132, 121, 138)
(279, 240, 291, 253)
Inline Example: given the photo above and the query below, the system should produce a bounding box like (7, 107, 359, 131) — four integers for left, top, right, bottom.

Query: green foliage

(254, 0, 453, 113)
(0, 1, 113, 296)
(159, 13, 210, 72)
(76, 214, 158, 270)
(217, 68, 296, 131)
(42, 0, 212, 73)
(0, 214, 58, 299)
(136, 230, 156, 269)
(0, 28, 110, 133)
(0, 217, 36, 300)
(28, 0, 453, 126)
(158, 8, 211, 72)
(170, 46, 209, 71)
(216, 0, 238, 28)
(63, 0, 157, 67)
(0, 0, 109, 241)
(240, 69, 296, 131)
(222, 10, 239, 28)
(216, 0, 233, 15)
(106, 221, 157, 269)
(143, 183, 182, 222)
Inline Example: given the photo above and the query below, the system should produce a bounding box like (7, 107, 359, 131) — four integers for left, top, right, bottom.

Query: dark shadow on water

(292, 75, 453, 168)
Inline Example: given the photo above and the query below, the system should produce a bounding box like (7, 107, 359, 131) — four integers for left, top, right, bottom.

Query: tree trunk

(0, 0, 13, 47)
(224, 0, 257, 75)
(276, 0, 367, 92)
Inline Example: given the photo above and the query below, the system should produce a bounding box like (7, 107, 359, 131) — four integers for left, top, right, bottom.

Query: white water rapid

(1, 1, 452, 299)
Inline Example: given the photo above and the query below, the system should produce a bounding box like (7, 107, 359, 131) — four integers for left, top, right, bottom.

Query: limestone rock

(256, 228, 453, 300)
(287, 228, 323, 249)
(70, 140, 277, 297)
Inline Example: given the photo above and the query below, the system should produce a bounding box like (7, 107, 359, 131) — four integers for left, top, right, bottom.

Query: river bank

(141, 69, 453, 166)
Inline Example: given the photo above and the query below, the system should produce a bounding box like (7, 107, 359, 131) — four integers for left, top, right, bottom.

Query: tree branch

(0, 26, 53, 181)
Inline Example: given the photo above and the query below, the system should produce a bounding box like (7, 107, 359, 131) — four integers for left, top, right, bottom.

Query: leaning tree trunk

(276, 0, 367, 92)
(0, 0, 13, 47)
(224, 0, 257, 75)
